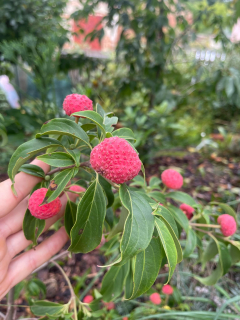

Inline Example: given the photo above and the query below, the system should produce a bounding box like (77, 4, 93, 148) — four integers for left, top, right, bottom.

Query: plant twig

(51, 261, 77, 320)
(5, 287, 15, 320)
(190, 223, 220, 228)
(192, 226, 211, 236)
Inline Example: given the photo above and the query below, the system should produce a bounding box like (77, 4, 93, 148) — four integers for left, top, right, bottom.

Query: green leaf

(148, 191, 166, 204)
(236, 0, 240, 19)
(27, 279, 46, 297)
(128, 236, 163, 299)
(101, 261, 129, 302)
(195, 235, 231, 285)
(154, 206, 179, 237)
(96, 103, 116, 133)
(69, 179, 106, 253)
(167, 192, 196, 206)
(104, 116, 118, 133)
(112, 128, 136, 142)
(225, 77, 234, 97)
(211, 202, 237, 224)
(23, 209, 45, 246)
(45, 168, 76, 203)
(168, 204, 189, 233)
(8, 137, 63, 184)
(116, 184, 154, 265)
(183, 228, 197, 258)
(64, 200, 78, 237)
(155, 217, 178, 283)
(96, 102, 107, 118)
(105, 207, 114, 228)
(72, 111, 106, 136)
(107, 207, 129, 240)
(130, 175, 145, 187)
(201, 240, 218, 270)
(149, 177, 161, 188)
(81, 123, 96, 132)
(36, 118, 90, 147)
(65, 149, 81, 166)
(229, 241, 240, 264)
(125, 263, 134, 299)
(19, 164, 45, 178)
(37, 152, 75, 167)
(30, 300, 69, 316)
(155, 213, 182, 263)
(99, 175, 114, 208)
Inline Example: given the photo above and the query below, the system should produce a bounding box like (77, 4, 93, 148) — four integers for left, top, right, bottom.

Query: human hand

(0, 159, 78, 299)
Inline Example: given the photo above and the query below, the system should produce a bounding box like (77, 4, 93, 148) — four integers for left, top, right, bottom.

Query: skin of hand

(0, 159, 79, 300)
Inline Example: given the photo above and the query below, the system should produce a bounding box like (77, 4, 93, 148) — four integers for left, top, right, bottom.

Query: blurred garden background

(1, 0, 240, 319)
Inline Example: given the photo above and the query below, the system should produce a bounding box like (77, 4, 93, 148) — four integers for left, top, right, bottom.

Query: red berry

(180, 203, 194, 220)
(161, 169, 183, 189)
(162, 284, 173, 295)
(150, 293, 161, 305)
(90, 137, 142, 184)
(123, 317, 128, 320)
(28, 188, 62, 219)
(63, 94, 93, 116)
(83, 295, 93, 303)
(105, 301, 115, 310)
(217, 214, 237, 237)
(69, 185, 86, 193)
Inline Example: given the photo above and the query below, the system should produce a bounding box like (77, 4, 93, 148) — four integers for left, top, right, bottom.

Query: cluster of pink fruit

(150, 284, 174, 305)
(82, 286, 173, 318)
(27, 93, 237, 241)
(160, 168, 237, 237)
(83, 296, 130, 318)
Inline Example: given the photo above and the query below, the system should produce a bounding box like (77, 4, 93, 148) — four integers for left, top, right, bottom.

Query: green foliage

(69, 178, 106, 253)
(0, 35, 62, 120)
(4, 0, 240, 312)
(9, 100, 240, 317)
(0, 0, 67, 44)
(23, 209, 45, 246)
(70, 0, 240, 161)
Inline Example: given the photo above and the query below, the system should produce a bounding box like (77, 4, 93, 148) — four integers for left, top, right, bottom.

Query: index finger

(0, 159, 50, 218)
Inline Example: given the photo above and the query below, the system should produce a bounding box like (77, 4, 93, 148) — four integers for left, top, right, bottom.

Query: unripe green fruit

(45, 175, 50, 181)
(70, 144, 75, 149)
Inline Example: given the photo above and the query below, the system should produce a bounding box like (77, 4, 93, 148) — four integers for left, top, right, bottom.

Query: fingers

(0, 227, 69, 299)
(0, 198, 28, 239)
(0, 188, 79, 240)
(0, 190, 79, 284)
(0, 159, 50, 218)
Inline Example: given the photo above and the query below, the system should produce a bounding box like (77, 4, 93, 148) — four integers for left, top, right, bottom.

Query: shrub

(7, 96, 240, 318)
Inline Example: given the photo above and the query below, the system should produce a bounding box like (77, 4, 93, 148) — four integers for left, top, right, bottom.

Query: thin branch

(5, 287, 15, 320)
(190, 223, 220, 229)
(51, 261, 77, 320)
(47, 165, 75, 176)
(192, 226, 211, 236)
